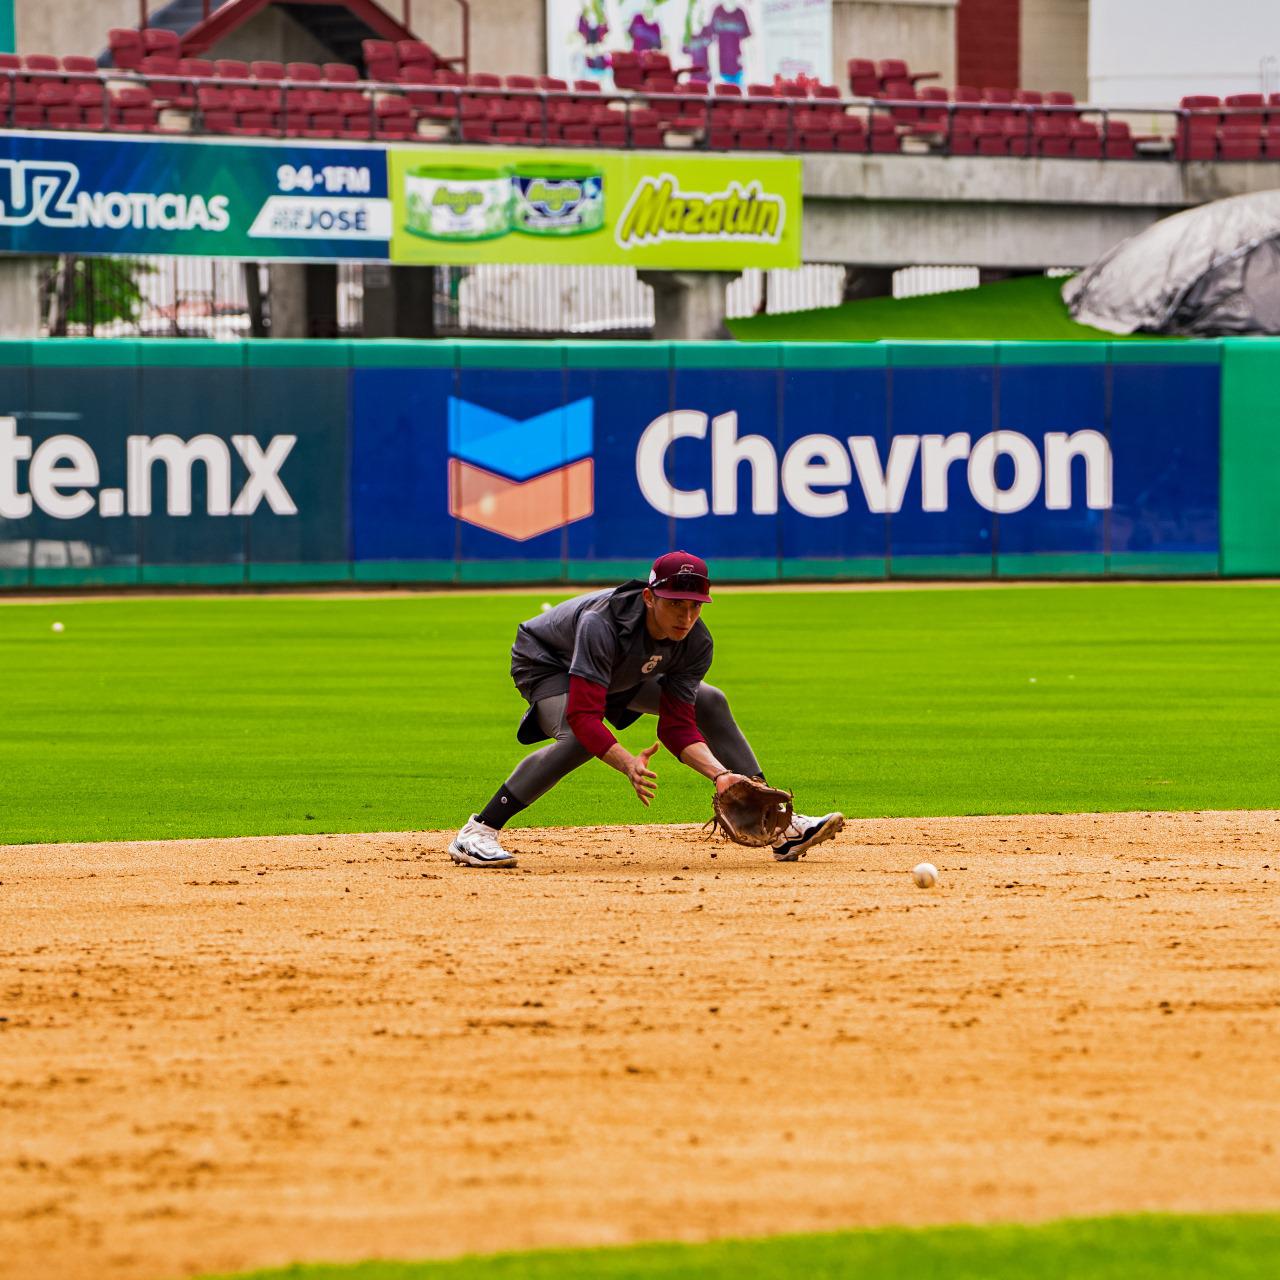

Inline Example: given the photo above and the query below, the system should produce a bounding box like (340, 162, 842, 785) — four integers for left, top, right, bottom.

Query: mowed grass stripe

(1, 584, 1277, 845)
(203, 1214, 1280, 1279)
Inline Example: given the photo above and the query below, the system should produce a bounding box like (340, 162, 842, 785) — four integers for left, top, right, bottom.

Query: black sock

(478, 784, 526, 831)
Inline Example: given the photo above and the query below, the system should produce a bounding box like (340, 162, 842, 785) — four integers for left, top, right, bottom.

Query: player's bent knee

(696, 683, 730, 723)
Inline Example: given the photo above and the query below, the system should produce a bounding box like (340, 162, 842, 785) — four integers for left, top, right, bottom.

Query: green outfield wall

(0, 337, 1276, 588)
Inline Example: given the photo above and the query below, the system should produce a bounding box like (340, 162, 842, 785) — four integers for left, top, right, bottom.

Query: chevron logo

(447, 397, 594, 541)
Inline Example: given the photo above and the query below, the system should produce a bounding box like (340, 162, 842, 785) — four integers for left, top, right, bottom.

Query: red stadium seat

(108, 28, 144, 70)
(397, 40, 437, 70)
(323, 63, 360, 83)
(375, 97, 416, 137)
(1068, 120, 1101, 158)
(251, 61, 286, 81)
(835, 118, 870, 151)
(1101, 118, 1136, 159)
(1176, 106, 1219, 160)
(951, 85, 982, 125)
(1223, 93, 1265, 129)
(22, 53, 61, 85)
(362, 39, 396, 66)
(916, 86, 948, 127)
(611, 50, 644, 91)
(61, 56, 98, 76)
(982, 86, 1015, 118)
(880, 78, 918, 122)
(1033, 114, 1071, 157)
(846, 58, 878, 96)
(879, 58, 939, 87)
(1044, 91, 1080, 122)
(800, 130, 837, 151)
(974, 117, 1008, 155)
(1219, 125, 1262, 160)
(142, 29, 180, 56)
(214, 59, 251, 80)
(868, 112, 899, 152)
(141, 55, 181, 79)
(286, 63, 323, 82)
(1003, 115, 1035, 155)
(396, 65, 444, 117)
(111, 85, 159, 132)
(1263, 125, 1280, 157)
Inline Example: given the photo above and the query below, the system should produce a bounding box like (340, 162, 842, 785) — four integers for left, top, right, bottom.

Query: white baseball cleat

(773, 811, 844, 862)
(448, 815, 518, 868)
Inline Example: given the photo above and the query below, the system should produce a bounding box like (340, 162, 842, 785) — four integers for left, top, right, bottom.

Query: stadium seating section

(0, 39, 1263, 161)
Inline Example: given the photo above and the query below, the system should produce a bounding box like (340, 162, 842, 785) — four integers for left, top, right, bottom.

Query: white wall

(1090, 0, 1280, 105)
(16, 0, 135, 56)
(1021, 0, 1087, 99)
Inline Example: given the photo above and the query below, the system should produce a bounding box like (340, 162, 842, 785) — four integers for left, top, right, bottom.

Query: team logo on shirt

(447, 396, 594, 541)
(642, 655, 663, 673)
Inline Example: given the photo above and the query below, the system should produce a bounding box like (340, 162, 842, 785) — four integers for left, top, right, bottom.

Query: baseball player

(448, 551, 844, 868)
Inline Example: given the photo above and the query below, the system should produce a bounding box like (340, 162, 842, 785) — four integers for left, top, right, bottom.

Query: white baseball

(51, 621, 65, 633)
(912, 862, 938, 889)
(540, 602, 552, 612)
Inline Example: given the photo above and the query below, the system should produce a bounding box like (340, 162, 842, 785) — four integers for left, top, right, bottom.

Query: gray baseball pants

(504, 682, 762, 807)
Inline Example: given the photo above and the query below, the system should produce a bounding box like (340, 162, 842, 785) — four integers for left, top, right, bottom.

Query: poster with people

(546, 0, 831, 91)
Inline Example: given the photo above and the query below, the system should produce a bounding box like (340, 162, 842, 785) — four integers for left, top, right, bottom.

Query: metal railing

(3, 68, 1274, 161)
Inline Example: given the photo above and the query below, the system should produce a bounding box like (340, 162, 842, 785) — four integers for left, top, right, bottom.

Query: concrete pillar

(267, 262, 339, 339)
(361, 264, 437, 339)
(639, 270, 741, 341)
(0, 257, 41, 337)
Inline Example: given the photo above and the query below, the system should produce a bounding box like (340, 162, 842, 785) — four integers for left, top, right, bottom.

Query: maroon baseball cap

(648, 551, 712, 603)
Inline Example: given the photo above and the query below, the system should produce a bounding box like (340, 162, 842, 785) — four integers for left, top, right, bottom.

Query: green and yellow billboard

(387, 147, 802, 270)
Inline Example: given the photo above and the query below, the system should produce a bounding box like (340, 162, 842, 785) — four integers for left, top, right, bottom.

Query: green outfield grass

(726, 275, 1160, 343)
(1, 583, 1277, 845)
(205, 1214, 1280, 1280)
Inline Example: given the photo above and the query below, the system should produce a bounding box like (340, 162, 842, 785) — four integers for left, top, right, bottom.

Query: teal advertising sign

(0, 132, 391, 259)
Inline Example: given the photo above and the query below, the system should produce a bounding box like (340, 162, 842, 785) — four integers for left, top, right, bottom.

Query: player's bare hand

(628, 742, 660, 806)
(714, 771, 751, 794)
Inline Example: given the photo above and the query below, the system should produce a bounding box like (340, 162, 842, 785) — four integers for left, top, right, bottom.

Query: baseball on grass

(912, 862, 938, 889)
(51, 621, 64, 633)
(540, 602, 552, 612)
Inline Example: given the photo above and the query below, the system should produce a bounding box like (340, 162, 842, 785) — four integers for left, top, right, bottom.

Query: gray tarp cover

(1062, 189, 1280, 335)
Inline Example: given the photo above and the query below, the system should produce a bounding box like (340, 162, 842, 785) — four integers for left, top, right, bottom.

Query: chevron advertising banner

(0, 131, 391, 259)
(387, 146, 801, 269)
(348, 352, 1221, 571)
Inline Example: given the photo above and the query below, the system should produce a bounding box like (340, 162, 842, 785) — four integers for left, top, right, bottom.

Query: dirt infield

(3, 812, 1279, 1280)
